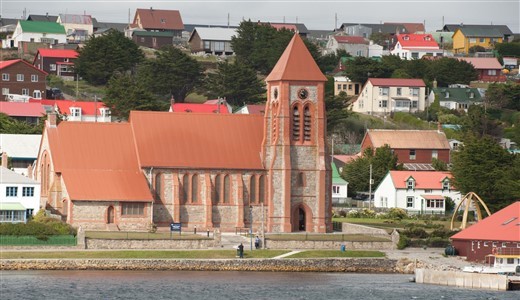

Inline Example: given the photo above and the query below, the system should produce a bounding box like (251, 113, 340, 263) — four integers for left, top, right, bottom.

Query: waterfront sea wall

(266, 240, 395, 250)
(415, 268, 510, 290)
(1, 258, 398, 273)
(84, 238, 216, 249)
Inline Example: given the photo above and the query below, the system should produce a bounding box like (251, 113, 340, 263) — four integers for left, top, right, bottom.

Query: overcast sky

(1, 0, 519, 32)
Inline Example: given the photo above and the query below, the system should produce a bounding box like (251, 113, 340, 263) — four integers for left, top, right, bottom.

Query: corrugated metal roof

(432, 87, 483, 103)
(32, 99, 107, 115)
(0, 134, 41, 159)
(266, 34, 327, 82)
(458, 27, 503, 38)
(58, 14, 92, 25)
(191, 27, 237, 41)
(389, 170, 453, 189)
(19, 20, 66, 34)
(457, 57, 502, 70)
(130, 111, 264, 169)
(368, 78, 426, 87)
(0, 167, 39, 184)
(333, 35, 368, 44)
(36, 49, 78, 59)
(396, 34, 439, 48)
(451, 201, 520, 242)
(0, 102, 45, 118)
(46, 122, 153, 202)
(366, 129, 450, 149)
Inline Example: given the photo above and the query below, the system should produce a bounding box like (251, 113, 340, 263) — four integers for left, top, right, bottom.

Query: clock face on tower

(297, 88, 308, 100)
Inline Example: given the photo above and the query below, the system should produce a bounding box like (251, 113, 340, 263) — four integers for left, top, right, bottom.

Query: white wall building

(11, 21, 67, 47)
(374, 170, 462, 214)
(390, 33, 444, 60)
(0, 134, 41, 175)
(0, 167, 40, 222)
(353, 78, 426, 116)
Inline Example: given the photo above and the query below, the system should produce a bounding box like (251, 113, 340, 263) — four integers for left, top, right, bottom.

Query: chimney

(437, 122, 442, 133)
(1, 152, 8, 168)
(48, 113, 57, 127)
(433, 79, 437, 88)
(27, 163, 33, 179)
(170, 95, 175, 112)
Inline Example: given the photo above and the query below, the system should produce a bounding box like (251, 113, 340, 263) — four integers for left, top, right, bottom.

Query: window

(203, 41, 210, 49)
(348, 84, 352, 90)
(426, 199, 444, 208)
(378, 100, 388, 108)
(409, 149, 416, 160)
(424, 189, 432, 193)
(442, 179, 450, 191)
(337, 84, 341, 90)
(411, 101, 418, 108)
(223, 175, 230, 203)
(250, 175, 256, 204)
(303, 106, 311, 141)
(379, 87, 389, 96)
(502, 242, 507, 248)
(407, 178, 415, 190)
(70, 108, 81, 117)
(411, 88, 419, 96)
(155, 173, 162, 202)
(469, 38, 477, 43)
(2, 73, 8, 81)
(33, 90, 41, 99)
(140, 37, 145, 42)
(479, 38, 485, 43)
(407, 197, 414, 208)
(411, 52, 419, 59)
(432, 150, 438, 159)
(332, 186, 340, 194)
(488, 70, 497, 76)
(182, 174, 189, 203)
(21, 88, 29, 96)
(22, 187, 34, 197)
(507, 258, 514, 264)
(397, 88, 402, 96)
(292, 106, 301, 141)
(2, 88, 9, 95)
(258, 175, 265, 203)
(191, 174, 198, 203)
(50, 64, 56, 71)
(121, 203, 144, 215)
(297, 172, 305, 187)
(342, 84, 347, 90)
(31, 74, 38, 82)
(17, 74, 24, 81)
(6, 187, 18, 197)
(214, 174, 221, 203)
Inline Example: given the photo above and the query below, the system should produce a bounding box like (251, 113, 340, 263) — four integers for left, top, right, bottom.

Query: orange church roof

(266, 34, 327, 82)
(46, 121, 152, 202)
(130, 111, 264, 169)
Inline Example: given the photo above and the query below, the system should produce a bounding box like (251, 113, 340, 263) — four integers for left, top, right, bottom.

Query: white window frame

(488, 70, 497, 76)
(407, 179, 415, 190)
(31, 74, 38, 82)
(16, 74, 24, 81)
(6, 186, 18, 197)
(21, 88, 29, 96)
(406, 197, 414, 208)
(409, 149, 416, 160)
(432, 150, 438, 159)
(332, 185, 340, 194)
(2, 88, 9, 95)
(70, 107, 81, 117)
(2, 73, 8, 81)
(379, 87, 389, 96)
(50, 64, 56, 71)
(22, 187, 34, 197)
(442, 180, 450, 191)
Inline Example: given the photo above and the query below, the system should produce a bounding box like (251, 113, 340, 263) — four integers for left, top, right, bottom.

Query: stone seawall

(266, 240, 395, 250)
(85, 238, 215, 249)
(1, 258, 398, 273)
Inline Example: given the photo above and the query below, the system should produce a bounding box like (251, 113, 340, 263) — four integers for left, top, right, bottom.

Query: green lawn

(0, 249, 290, 259)
(266, 234, 390, 242)
(85, 231, 210, 240)
(286, 250, 385, 258)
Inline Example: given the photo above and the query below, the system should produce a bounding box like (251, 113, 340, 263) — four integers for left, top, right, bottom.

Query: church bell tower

(262, 34, 332, 233)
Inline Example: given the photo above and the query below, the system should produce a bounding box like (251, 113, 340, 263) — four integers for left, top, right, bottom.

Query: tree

(494, 42, 520, 57)
(105, 73, 168, 120)
(203, 61, 266, 107)
(426, 58, 478, 87)
(468, 45, 486, 53)
(341, 145, 402, 195)
(451, 135, 520, 210)
(326, 91, 351, 132)
(317, 49, 349, 74)
(461, 105, 502, 138)
(138, 46, 204, 102)
(343, 57, 384, 84)
(0, 113, 43, 134)
(485, 83, 520, 110)
(431, 157, 448, 171)
(75, 30, 143, 85)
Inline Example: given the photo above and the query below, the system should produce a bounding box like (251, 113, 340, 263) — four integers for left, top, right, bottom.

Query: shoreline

(1, 257, 401, 273)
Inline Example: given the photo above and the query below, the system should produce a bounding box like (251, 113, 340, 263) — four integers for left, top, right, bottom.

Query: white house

(0, 134, 42, 175)
(427, 87, 483, 113)
(353, 78, 426, 116)
(368, 41, 385, 57)
(332, 162, 348, 204)
(0, 166, 40, 223)
(374, 170, 461, 214)
(325, 35, 369, 56)
(334, 76, 361, 96)
(390, 33, 444, 60)
(57, 14, 94, 43)
(33, 99, 111, 123)
(11, 21, 67, 47)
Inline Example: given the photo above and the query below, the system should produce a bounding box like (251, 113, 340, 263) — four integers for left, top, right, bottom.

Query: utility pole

(261, 202, 265, 249)
(227, 13, 230, 27)
(334, 13, 337, 31)
(368, 164, 373, 209)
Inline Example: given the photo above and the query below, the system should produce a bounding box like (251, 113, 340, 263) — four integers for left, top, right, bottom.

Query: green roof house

(428, 87, 483, 112)
(12, 21, 67, 47)
(332, 162, 348, 204)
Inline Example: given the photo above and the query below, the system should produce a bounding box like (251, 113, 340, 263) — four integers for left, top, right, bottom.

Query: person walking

(255, 236, 260, 249)
(238, 243, 244, 258)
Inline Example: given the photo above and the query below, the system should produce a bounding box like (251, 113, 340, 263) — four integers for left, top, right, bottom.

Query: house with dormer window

(374, 170, 461, 214)
(29, 99, 111, 122)
(428, 87, 483, 112)
(390, 34, 443, 60)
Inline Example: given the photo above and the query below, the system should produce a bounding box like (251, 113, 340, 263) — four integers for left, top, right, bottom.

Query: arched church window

(292, 105, 301, 141)
(297, 172, 305, 187)
(214, 174, 221, 204)
(191, 174, 198, 203)
(155, 173, 163, 203)
(304, 105, 312, 141)
(182, 174, 189, 204)
(250, 175, 256, 204)
(259, 175, 265, 203)
(223, 175, 231, 203)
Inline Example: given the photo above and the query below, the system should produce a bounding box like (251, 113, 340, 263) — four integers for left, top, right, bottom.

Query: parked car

(46, 88, 64, 100)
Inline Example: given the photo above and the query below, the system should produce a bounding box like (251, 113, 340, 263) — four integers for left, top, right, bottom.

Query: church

(36, 34, 332, 233)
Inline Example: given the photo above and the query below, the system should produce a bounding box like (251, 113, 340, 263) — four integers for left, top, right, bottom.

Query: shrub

(360, 208, 376, 218)
(347, 210, 360, 218)
(403, 227, 428, 238)
(397, 234, 410, 250)
(428, 237, 450, 248)
(338, 210, 347, 217)
(430, 228, 458, 239)
(386, 208, 408, 220)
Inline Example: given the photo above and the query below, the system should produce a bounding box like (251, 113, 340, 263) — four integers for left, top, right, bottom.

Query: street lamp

(249, 205, 253, 251)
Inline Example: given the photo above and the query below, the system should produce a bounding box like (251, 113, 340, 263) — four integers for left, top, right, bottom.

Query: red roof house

(326, 35, 369, 57)
(457, 57, 506, 82)
(30, 99, 111, 122)
(170, 103, 230, 114)
(391, 34, 443, 59)
(234, 104, 266, 115)
(0, 101, 45, 124)
(33, 48, 78, 78)
(0, 59, 47, 99)
(451, 201, 520, 262)
(333, 36, 368, 45)
(133, 8, 184, 33)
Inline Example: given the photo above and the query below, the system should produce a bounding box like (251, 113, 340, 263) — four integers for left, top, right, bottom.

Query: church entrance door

(107, 206, 114, 224)
(298, 208, 306, 231)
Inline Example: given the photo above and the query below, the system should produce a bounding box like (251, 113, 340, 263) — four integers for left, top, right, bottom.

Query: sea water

(0, 270, 517, 299)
